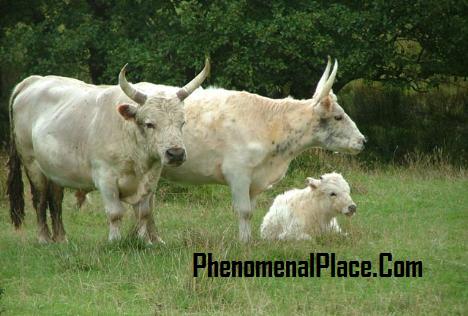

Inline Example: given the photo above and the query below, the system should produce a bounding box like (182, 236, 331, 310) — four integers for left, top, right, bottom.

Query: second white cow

(162, 58, 365, 242)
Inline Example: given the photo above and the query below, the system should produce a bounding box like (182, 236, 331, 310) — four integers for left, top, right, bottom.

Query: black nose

(348, 204, 357, 213)
(166, 147, 186, 163)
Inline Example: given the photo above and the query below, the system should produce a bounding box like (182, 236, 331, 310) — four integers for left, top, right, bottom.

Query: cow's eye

(145, 122, 155, 129)
(334, 115, 343, 121)
(181, 121, 186, 128)
(330, 192, 337, 197)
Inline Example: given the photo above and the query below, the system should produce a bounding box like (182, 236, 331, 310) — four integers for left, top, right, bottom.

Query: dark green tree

(0, 0, 466, 159)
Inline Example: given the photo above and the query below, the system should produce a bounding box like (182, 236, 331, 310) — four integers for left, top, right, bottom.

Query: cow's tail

(7, 82, 26, 229)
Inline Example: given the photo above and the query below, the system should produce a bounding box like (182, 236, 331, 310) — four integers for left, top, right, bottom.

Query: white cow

(162, 58, 366, 242)
(7, 58, 210, 243)
(260, 172, 356, 240)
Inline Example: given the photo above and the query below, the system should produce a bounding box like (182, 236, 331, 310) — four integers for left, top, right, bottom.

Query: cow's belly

(162, 164, 226, 185)
(250, 159, 291, 196)
(31, 121, 94, 189)
(162, 153, 227, 185)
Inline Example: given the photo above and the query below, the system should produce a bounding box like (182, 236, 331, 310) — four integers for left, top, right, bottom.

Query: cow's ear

(317, 95, 333, 112)
(306, 177, 319, 189)
(117, 104, 138, 120)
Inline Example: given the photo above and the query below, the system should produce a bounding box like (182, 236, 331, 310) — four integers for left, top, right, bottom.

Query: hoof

(38, 235, 52, 244)
(155, 236, 166, 245)
(53, 235, 69, 243)
(108, 232, 122, 242)
(238, 234, 251, 243)
(143, 234, 165, 246)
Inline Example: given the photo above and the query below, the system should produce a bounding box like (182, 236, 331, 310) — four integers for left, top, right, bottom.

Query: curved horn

(313, 56, 332, 99)
(119, 64, 147, 105)
(318, 59, 338, 100)
(176, 57, 211, 101)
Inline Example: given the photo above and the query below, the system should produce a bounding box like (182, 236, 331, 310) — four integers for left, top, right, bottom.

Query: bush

(1, 1, 466, 164)
(338, 82, 468, 165)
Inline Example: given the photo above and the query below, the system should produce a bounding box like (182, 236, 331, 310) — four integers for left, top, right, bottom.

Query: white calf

(260, 172, 356, 240)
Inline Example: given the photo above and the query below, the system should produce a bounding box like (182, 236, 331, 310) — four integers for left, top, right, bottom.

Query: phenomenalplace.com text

(193, 252, 423, 278)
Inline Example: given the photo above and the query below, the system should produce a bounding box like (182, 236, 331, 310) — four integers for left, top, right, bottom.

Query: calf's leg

(328, 217, 342, 234)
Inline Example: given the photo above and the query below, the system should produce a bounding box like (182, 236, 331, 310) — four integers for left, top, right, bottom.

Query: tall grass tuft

(402, 148, 466, 178)
(289, 147, 465, 179)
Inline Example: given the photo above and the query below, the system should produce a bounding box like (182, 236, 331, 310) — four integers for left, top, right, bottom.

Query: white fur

(260, 172, 356, 240)
(162, 60, 365, 243)
(78, 60, 366, 243)
(11, 62, 209, 243)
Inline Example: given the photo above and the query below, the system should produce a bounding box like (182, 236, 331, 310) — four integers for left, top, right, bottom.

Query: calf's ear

(117, 103, 138, 120)
(306, 177, 320, 189)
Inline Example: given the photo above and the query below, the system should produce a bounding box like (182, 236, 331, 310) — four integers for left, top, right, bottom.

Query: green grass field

(0, 152, 467, 315)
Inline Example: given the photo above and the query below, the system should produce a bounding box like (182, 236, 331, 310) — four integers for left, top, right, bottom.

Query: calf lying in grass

(260, 172, 356, 240)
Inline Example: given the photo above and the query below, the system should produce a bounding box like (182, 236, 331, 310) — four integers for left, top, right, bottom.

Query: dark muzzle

(165, 147, 186, 166)
(348, 204, 357, 215)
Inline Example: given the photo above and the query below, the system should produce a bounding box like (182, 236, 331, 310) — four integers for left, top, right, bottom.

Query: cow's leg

(105, 196, 126, 242)
(250, 196, 258, 211)
(226, 174, 252, 243)
(47, 182, 67, 242)
(75, 190, 87, 209)
(96, 177, 126, 241)
(132, 193, 164, 244)
(25, 165, 51, 243)
(249, 189, 263, 213)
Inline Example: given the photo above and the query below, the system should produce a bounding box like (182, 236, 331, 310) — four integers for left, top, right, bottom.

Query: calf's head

(309, 58, 366, 154)
(306, 172, 356, 217)
(117, 58, 210, 166)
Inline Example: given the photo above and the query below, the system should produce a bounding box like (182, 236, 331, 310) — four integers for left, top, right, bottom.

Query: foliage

(1, 1, 466, 93)
(339, 82, 468, 164)
(0, 0, 466, 159)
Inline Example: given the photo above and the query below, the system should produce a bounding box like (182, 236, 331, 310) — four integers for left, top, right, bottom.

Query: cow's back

(12, 75, 108, 129)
